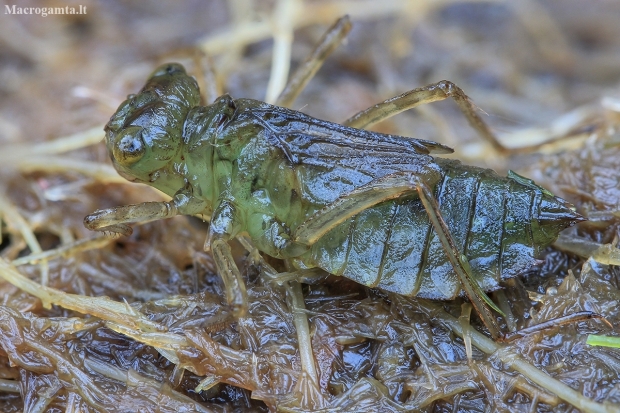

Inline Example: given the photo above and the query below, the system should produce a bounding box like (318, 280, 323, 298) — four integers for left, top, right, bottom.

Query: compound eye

(151, 63, 186, 78)
(112, 127, 146, 165)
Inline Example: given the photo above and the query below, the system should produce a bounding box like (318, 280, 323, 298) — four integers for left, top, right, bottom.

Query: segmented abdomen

(300, 159, 544, 300)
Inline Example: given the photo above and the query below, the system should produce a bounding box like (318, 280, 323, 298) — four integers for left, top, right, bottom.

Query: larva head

(105, 63, 201, 183)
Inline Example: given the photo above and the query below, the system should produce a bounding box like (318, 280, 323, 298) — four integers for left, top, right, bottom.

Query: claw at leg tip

(231, 304, 248, 318)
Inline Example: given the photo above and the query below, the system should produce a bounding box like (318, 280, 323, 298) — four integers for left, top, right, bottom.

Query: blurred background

(2, 0, 620, 155)
(1, 1, 620, 412)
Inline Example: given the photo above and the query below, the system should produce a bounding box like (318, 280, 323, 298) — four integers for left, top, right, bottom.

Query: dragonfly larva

(84, 62, 582, 339)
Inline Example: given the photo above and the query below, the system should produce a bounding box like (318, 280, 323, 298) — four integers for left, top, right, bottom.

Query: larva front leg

(84, 187, 208, 236)
(85, 201, 181, 236)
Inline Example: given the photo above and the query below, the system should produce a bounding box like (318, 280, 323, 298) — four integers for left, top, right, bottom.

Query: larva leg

(237, 234, 328, 287)
(289, 171, 502, 339)
(501, 311, 609, 342)
(205, 199, 248, 318)
(84, 187, 208, 236)
(291, 172, 422, 247)
(343, 80, 507, 154)
(84, 201, 181, 236)
(276, 16, 352, 109)
(194, 51, 220, 104)
(210, 238, 248, 318)
(412, 177, 502, 340)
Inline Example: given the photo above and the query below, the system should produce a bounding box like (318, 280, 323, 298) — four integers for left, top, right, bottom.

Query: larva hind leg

(287, 171, 503, 339)
(412, 177, 503, 340)
(343, 80, 507, 154)
(290, 172, 421, 248)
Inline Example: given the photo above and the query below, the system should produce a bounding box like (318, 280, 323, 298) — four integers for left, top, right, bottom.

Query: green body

(103, 64, 580, 300)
